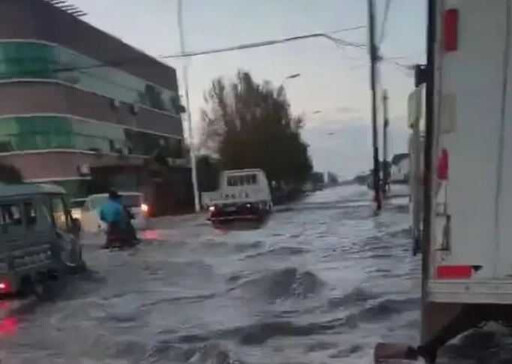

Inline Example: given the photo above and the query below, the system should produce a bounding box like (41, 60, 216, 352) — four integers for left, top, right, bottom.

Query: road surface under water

(0, 185, 511, 363)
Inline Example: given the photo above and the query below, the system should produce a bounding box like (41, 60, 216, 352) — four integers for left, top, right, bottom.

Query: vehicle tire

(18, 276, 32, 298)
(65, 246, 87, 274)
(59, 237, 86, 274)
(32, 280, 47, 300)
(21, 276, 51, 301)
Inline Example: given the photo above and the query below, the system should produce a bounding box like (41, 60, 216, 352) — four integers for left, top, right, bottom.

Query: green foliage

(200, 71, 312, 184)
(0, 163, 23, 184)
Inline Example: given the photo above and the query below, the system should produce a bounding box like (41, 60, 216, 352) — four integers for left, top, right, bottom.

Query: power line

(162, 26, 366, 59)
(378, 0, 392, 45)
(0, 26, 366, 79)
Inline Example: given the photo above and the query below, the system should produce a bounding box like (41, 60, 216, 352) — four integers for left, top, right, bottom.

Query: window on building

(0, 141, 13, 152)
(124, 129, 182, 158)
(169, 138, 183, 159)
(0, 115, 180, 157)
(0, 42, 55, 79)
(145, 84, 165, 110)
(0, 41, 179, 114)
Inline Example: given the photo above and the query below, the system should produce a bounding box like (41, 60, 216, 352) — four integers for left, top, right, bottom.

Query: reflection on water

(0, 317, 18, 337)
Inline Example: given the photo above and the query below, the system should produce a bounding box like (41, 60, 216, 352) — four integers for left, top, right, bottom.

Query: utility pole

(382, 89, 389, 197)
(368, 0, 381, 210)
(177, 0, 201, 212)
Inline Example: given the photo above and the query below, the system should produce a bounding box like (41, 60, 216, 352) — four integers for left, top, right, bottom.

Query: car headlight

(209, 206, 216, 212)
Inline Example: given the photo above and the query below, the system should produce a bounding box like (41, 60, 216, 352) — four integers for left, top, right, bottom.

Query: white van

(80, 192, 149, 233)
(206, 169, 273, 223)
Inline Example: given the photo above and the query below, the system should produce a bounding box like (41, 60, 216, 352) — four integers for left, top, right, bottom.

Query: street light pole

(177, 0, 201, 212)
(367, 0, 382, 211)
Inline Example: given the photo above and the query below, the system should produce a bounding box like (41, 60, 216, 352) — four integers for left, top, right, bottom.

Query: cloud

(303, 116, 366, 130)
(336, 106, 360, 115)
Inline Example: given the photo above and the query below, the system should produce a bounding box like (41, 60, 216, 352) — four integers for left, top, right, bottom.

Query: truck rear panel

(429, 0, 512, 303)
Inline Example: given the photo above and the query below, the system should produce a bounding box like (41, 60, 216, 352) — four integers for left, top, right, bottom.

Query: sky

(71, 0, 426, 179)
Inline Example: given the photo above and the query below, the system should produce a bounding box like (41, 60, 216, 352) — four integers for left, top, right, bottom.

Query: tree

(0, 163, 23, 184)
(200, 70, 312, 185)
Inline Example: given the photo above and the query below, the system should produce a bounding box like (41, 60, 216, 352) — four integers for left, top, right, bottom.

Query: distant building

(0, 0, 192, 214)
(326, 172, 339, 186)
(390, 153, 410, 183)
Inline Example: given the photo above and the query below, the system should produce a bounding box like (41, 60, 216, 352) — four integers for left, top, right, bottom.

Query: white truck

(204, 169, 273, 223)
(376, 1, 512, 363)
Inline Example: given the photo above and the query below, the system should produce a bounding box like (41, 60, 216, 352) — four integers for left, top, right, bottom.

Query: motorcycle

(103, 228, 139, 250)
(103, 213, 140, 250)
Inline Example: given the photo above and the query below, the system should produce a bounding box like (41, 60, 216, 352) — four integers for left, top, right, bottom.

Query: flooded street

(0, 185, 510, 363)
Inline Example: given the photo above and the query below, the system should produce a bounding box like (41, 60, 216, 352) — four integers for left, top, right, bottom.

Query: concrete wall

(0, 82, 183, 136)
(0, 150, 146, 181)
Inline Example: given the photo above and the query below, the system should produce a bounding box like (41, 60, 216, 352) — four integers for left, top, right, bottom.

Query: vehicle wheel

(18, 276, 32, 298)
(60, 238, 86, 274)
(21, 276, 51, 301)
(66, 246, 87, 274)
(32, 281, 47, 300)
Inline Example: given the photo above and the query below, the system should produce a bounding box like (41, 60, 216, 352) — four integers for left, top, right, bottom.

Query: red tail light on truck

(444, 9, 459, 52)
(437, 148, 449, 181)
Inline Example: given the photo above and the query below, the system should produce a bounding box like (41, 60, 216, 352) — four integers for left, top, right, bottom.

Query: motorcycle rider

(99, 190, 128, 248)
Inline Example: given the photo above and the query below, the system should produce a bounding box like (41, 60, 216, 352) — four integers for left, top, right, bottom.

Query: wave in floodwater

(229, 267, 324, 301)
(241, 246, 309, 260)
(5, 186, 510, 364)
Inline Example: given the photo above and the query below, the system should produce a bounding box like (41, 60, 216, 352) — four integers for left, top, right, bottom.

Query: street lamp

(284, 73, 301, 81)
(281, 73, 301, 87)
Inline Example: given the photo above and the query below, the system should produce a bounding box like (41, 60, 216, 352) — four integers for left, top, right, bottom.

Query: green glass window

(0, 115, 182, 158)
(125, 129, 183, 158)
(0, 116, 73, 151)
(0, 41, 179, 114)
(0, 42, 56, 79)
